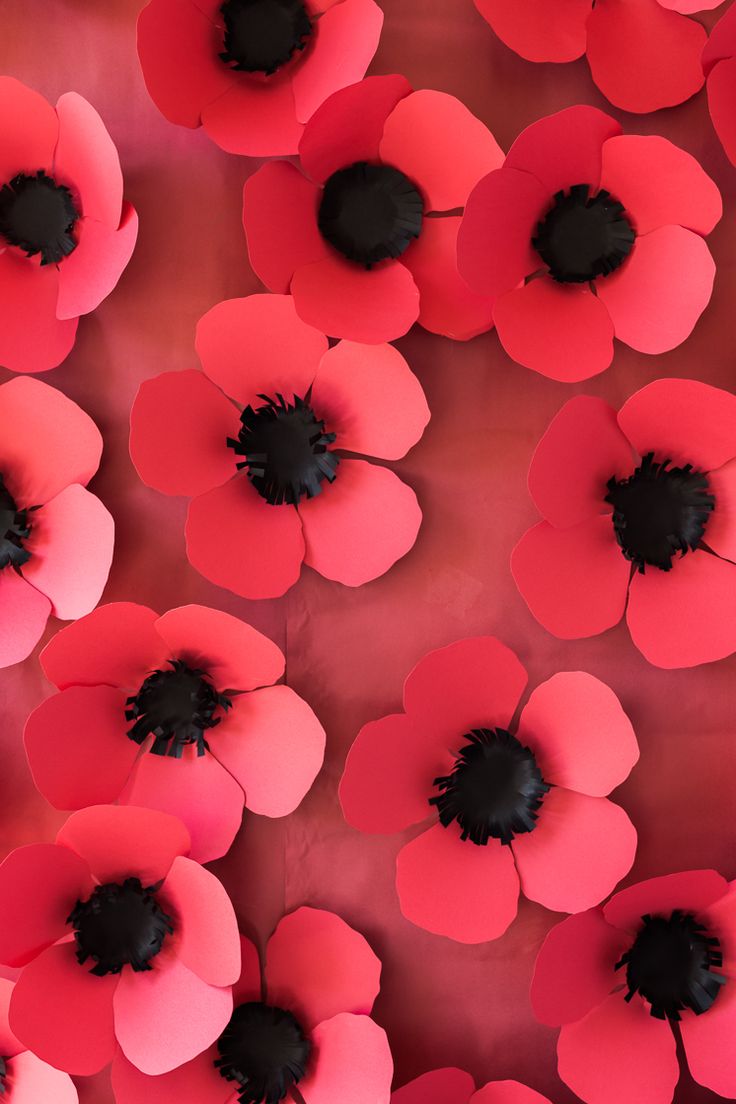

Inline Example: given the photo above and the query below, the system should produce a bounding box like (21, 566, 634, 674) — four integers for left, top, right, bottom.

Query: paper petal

(57, 805, 190, 886)
(243, 162, 328, 293)
(505, 106, 621, 196)
(54, 92, 123, 228)
(159, 856, 239, 987)
(531, 909, 626, 1026)
(472, 1083, 552, 1104)
(55, 203, 138, 319)
(603, 870, 728, 933)
(0, 570, 50, 670)
(392, 1068, 475, 1104)
(706, 58, 736, 167)
(473, 0, 589, 61)
(681, 972, 736, 1097)
(703, 3, 736, 70)
(704, 458, 736, 562)
(299, 1013, 393, 1104)
(202, 74, 304, 157)
(232, 934, 262, 1006)
(0, 252, 77, 374)
(0, 77, 58, 181)
(7, 1050, 79, 1104)
(112, 1046, 228, 1104)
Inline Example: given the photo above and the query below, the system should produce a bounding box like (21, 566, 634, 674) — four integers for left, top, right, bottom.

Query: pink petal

(681, 973, 736, 1097)
(202, 75, 304, 157)
(299, 1013, 393, 1104)
(473, 0, 589, 62)
(707, 59, 736, 167)
(0, 77, 58, 181)
(212, 685, 325, 817)
(505, 106, 621, 196)
(704, 880, 736, 974)
(0, 251, 77, 374)
(56, 805, 190, 885)
(392, 1069, 475, 1104)
(56, 203, 139, 319)
(112, 1046, 229, 1104)
(661, 0, 723, 12)
(311, 340, 429, 460)
(7, 1050, 79, 1104)
(396, 823, 520, 943)
(299, 458, 421, 585)
(0, 570, 50, 670)
(54, 92, 123, 228)
(233, 934, 262, 1006)
(472, 1083, 552, 1104)
(705, 458, 736, 561)
(0, 978, 21, 1058)
(531, 909, 626, 1026)
(159, 856, 239, 986)
(196, 294, 328, 408)
(603, 870, 729, 934)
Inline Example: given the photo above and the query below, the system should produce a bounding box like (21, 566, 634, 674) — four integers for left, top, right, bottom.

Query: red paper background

(2, 1, 736, 1100)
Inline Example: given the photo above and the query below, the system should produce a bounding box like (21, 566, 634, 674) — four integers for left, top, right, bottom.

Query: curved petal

(112, 1046, 228, 1104)
(704, 4, 736, 71)
(681, 978, 736, 1097)
(54, 92, 123, 228)
(393, 1068, 476, 1104)
(707, 59, 736, 168)
(202, 75, 303, 157)
(56, 205, 138, 320)
(0, 77, 58, 180)
(0, 570, 50, 670)
(505, 107, 621, 196)
(56, 805, 190, 885)
(472, 1084, 552, 1104)
(0, 251, 77, 374)
(232, 934, 263, 1006)
(603, 870, 729, 934)
(7, 1050, 79, 1104)
(531, 909, 626, 1027)
(705, 458, 736, 562)
(474, 0, 588, 61)
(300, 1014, 393, 1104)
(159, 856, 239, 986)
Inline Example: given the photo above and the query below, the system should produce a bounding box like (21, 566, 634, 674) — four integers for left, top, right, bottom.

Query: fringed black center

(68, 878, 174, 976)
(533, 184, 635, 283)
(125, 659, 233, 757)
(228, 394, 339, 506)
(605, 453, 714, 573)
(429, 728, 550, 846)
(616, 911, 726, 1021)
(0, 475, 31, 571)
(318, 161, 424, 268)
(0, 171, 78, 266)
(215, 1002, 312, 1104)
(220, 0, 312, 74)
(0, 1057, 7, 1096)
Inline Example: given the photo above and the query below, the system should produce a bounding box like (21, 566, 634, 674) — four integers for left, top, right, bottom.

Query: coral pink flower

(243, 75, 505, 343)
(25, 600, 325, 863)
(340, 637, 638, 944)
(111, 906, 393, 1104)
(137, 0, 383, 157)
(0, 805, 240, 1076)
(393, 1069, 553, 1104)
(0, 77, 137, 374)
(457, 106, 720, 382)
(703, 5, 736, 165)
(0, 977, 78, 1103)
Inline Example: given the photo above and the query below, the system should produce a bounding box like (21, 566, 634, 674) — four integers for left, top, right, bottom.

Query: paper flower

(0, 977, 78, 1103)
(457, 106, 720, 382)
(0, 376, 114, 670)
(0, 805, 240, 1076)
(111, 906, 393, 1104)
(25, 600, 325, 863)
(703, 6, 736, 166)
(129, 294, 429, 598)
(0, 77, 138, 374)
(340, 636, 638, 944)
(512, 379, 736, 669)
(473, 0, 719, 113)
(243, 75, 505, 343)
(393, 1069, 553, 1104)
(137, 0, 383, 157)
(532, 870, 736, 1104)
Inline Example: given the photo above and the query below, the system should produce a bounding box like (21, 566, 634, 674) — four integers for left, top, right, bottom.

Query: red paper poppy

(703, 5, 736, 165)
(457, 106, 720, 382)
(111, 906, 393, 1104)
(393, 1069, 553, 1104)
(473, 0, 719, 113)
(0, 976, 79, 1103)
(339, 636, 638, 944)
(129, 294, 429, 598)
(25, 600, 325, 863)
(0, 375, 114, 670)
(0, 805, 240, 1076)
(0, 77, 138, 374)
(242, 75, 504, 343)
(137, 0, 383, 157)
(513, 379, 736, 668)
(531, 870, 736, 1104)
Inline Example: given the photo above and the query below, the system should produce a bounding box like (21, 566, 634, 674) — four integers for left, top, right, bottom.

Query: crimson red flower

(393, 1069, 553, 1104)
(129, 293, 429, 599)
(0, 376, 113, 670)
(457, 106, 720, 382)
(137, 0, 383, 157)
(703, 5, 736, 165)
(340, 637, 638, 944)
(0, 805, 240, 1076)
(531, 870, 736, 1104)
(0, 77, 137, 374)
(513, 379, 736, 669)
(0, 977, 78, 1103)
(25, 601, 325, 863)
(243, 75, 504, 343)
(111, 906, 393, 1104)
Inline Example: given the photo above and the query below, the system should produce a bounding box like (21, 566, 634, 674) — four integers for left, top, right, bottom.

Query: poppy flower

(531, 869, 736, 1104)
(457, 105, 720, 382)
(0, 804, 240, 1077)
(393, 1069, 553, 1104)
(339, 636, 638, 944)
(242, 75, 505, 343)
(473, 0, 718, 114)
(24, 600, 325, 863)
(137, 0, 383, 158)
(111, 906, 393, 1104)
(0, 77, 138, 374)
(512, 378, 736, 669)
(0, 375, 114, 670)
(703, 5, 736, 166)
(129, 293, 429, 599)
(0, 977, 79, 1103)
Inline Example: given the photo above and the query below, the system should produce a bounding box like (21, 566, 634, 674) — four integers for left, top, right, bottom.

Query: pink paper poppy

(242, 75, 505, 343)
(393, 1069, 553, 1104)
(137, 0, 383, 157)
(0, 77, 138, 374)
(25, 600, 325, 863)
(531, 870, 736, 1104)
(339, 636, 638, 944)
(512, 378, 736, 669)
(129, 294, 429, 599)
(0, 375, 114, 670)
(703, 5, 736, 165)
(111, 906, 393, 1104)
(0, 976, 79, 1104)
(473, 0, 720, 113)
(0, 805, 240, 1077)
(457, 105, 720, 382)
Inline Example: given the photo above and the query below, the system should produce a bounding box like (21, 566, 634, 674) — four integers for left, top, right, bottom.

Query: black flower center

(125, 659, 233, 757)
(429, 728, 550, 846)
(605, 453, 714, 573)
(533, 184, 635, 284)
(228, 393, 339, 506)
(616, 910, 726, 1021)
(0, 171, 78, 266)
(0, 475, 32, 572)
(220, 0, 312, 74)
(215, 1002, 312, 1104)
(318, 161, 424, 268)
(68, 878, 174, 976)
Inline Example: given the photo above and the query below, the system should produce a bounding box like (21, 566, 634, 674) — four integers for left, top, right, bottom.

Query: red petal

(202, 75, 304, 157)
(243, 162, 328, 293)
(159, 856, 239, 986)
(0, 252, 77, 374)
(472, 1084, 553, 1104)
(299, 1013, 393, 1104)
(232, 934, 262, 1006)
(56, 204, 138, 319)
(505, 106, 621, 196)
(473, 0, 589, 62)
(703, 3, 736, 71)
(531, 909, 626, 1026)
(0, 570, 50, 670)
(707, 59, 736, 167)
(112, 1046, 228, 1104)
(0, 77, 58, 181)
(704, 880, 736, 974)
(705, 458, 736, 561)
(7, 1050, 79, 1104)
(603, 870, 728, 933)
(681, 972, 736, 1096)
(393, 1069, 475, 1104)
(56, 805, 190, 885)
(0, 979, 21, 1058)
(54, 92, 123, 228)
(40, 602, 167, 690)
